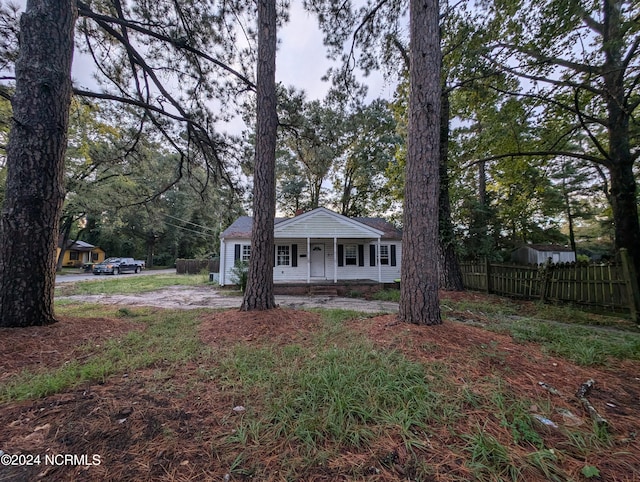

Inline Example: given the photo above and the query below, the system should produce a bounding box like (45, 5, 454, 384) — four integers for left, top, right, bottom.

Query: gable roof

(354, 217, 403, 239)
(220, 216, 286, 238)
(57, 238, 100, 251)
(519, 244, 574, 253)
(221, 207, 401, 240)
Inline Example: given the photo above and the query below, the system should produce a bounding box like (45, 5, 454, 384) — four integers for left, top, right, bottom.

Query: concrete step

(309, 286, 339, 297)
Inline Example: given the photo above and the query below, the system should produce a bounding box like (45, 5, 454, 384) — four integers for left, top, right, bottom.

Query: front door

(310, 243, 325, 277)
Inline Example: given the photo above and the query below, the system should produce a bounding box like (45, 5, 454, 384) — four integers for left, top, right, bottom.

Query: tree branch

(73, 88, 194, 124)
(574, 86, 611, 162)
(491, 41, 600, 76)
(76, 0, 256, 90)
(466, 149, 610, 169)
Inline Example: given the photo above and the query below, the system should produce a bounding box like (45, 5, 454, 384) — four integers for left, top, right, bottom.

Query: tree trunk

(0, 1, 77, 328)
(241, 0, 277, 311)
(399, 0, 442, 325)
(146, 233, 156, 268)
(563, 188, 577, 255)
(438, 89, 463, 291)
(56, 216, 73, 272)
(600, 0, 640, 290)
(609, 162, 640, 288)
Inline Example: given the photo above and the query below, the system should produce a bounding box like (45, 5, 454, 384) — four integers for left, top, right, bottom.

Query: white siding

(220, 238, 401, 284)
(220, 238, 250, 285)
(335, 240, 401, 283)
(274, 239, 309, 282)
(275, 211, 381, 238)
(512, 246, 576, 265)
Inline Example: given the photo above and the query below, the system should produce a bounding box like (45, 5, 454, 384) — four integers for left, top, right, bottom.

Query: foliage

(57, 101, 243, 264)
(581, 465, 601, 478)
(274, 89, 400, 216)
(474, 0, 640, 283)
(0, 0, 255, 325)
(230, 260, 249, 292)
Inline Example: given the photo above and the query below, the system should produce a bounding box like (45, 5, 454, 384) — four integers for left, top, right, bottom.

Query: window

(277, 245, 290, 266)
(345, 245, 357, 265)
(91, 252, 100, 261)
(380, 245, 389, 265)
(69, 251, 79, 261)
(242, 244, 251, 261)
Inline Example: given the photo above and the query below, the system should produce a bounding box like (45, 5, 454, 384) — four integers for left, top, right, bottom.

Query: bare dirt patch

(0, 293, 639, 481)
(0, 317, 144, 383)
(58, 285, 400, 313)
(199, 307, 323, 346)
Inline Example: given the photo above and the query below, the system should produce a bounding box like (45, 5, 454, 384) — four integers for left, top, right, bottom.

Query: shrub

(230, 260, 249, 292)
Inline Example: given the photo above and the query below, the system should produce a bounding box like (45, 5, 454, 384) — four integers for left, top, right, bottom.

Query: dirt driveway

(59, 285, 399, 313)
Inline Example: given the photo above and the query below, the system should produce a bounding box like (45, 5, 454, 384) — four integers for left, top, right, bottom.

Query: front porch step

(309, 286, 339, 297)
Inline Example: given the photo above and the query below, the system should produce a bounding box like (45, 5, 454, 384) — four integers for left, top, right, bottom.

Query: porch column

(377, 237, 382, 283)
(307, 237, 311, 283)
(219, 239, 226, 285)
(333, 236, 338, 283)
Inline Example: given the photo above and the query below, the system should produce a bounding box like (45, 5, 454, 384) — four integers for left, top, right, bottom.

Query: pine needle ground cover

(0, 295, 638, 481)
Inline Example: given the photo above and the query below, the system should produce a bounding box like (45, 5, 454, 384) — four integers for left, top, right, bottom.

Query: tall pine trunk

(0, 1, 77, 327)
(399, 0, 442, 325)
(241, 0, 277, 311)
(601, 0, 640, 291)
(609, 162, 640, 287)
(438, 90, 463, 291)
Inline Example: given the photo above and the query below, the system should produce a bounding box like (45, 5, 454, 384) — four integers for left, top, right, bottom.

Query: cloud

(276, 4, 332, 100)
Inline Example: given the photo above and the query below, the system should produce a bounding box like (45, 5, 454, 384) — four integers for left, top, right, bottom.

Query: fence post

(620, 249, 640, 324)
(484, 258, 492, 294)
(539, 259, 551, 303)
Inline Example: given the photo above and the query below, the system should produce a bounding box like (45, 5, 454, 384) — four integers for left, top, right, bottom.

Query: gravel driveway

(58, 285, 399, 313)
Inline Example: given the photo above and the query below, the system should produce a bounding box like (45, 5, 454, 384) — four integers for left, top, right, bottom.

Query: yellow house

(57, 240, 106, 268)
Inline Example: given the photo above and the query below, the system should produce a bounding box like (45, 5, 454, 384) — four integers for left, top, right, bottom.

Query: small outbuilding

(511, 244, 576, 265)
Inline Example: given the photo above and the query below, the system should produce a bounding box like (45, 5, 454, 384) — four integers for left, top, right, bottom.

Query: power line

(163, 221, 216, 239)
(160, 212, 218, 232)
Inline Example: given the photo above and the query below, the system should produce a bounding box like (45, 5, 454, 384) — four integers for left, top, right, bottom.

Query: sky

(4, 0, 392, 100)
(276, 2, 393, 102)
(3, 0, 395, 140)
(59, 1, 395, 135)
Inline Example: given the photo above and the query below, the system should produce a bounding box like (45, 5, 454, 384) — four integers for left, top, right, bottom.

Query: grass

(507, 319, 640, 365)
(217, 340, 450, 452)
(0, 305, 206, 402)
(440, 294, 640, 367)
(371, 288, 401, 302)
(201, 311, 460, 477)
(3, 293, 639, 479)
(55, 273, 212, 296)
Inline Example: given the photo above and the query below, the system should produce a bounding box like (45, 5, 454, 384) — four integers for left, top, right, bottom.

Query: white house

(219, 207, 402, 285)
(511, 244, 576, 265)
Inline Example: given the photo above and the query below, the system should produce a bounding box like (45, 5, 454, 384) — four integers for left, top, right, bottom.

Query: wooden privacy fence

(459, 249, 640, 322)
(176, 258, 220, 275)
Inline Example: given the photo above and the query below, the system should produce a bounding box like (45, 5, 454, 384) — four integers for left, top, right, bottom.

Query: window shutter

(234, 244, 241, 262)
(338, 244, 344, 267)
(358, 245, 364, 267)
(391, 245, 397, 266)
(291, 244, 298, 267)
(369, 245, 376, 267)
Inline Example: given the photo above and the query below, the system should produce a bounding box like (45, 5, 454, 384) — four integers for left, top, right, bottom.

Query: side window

(380, 245, 389, 265)
(345, 245, 357, 265)
(277, 245, 290, 266)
